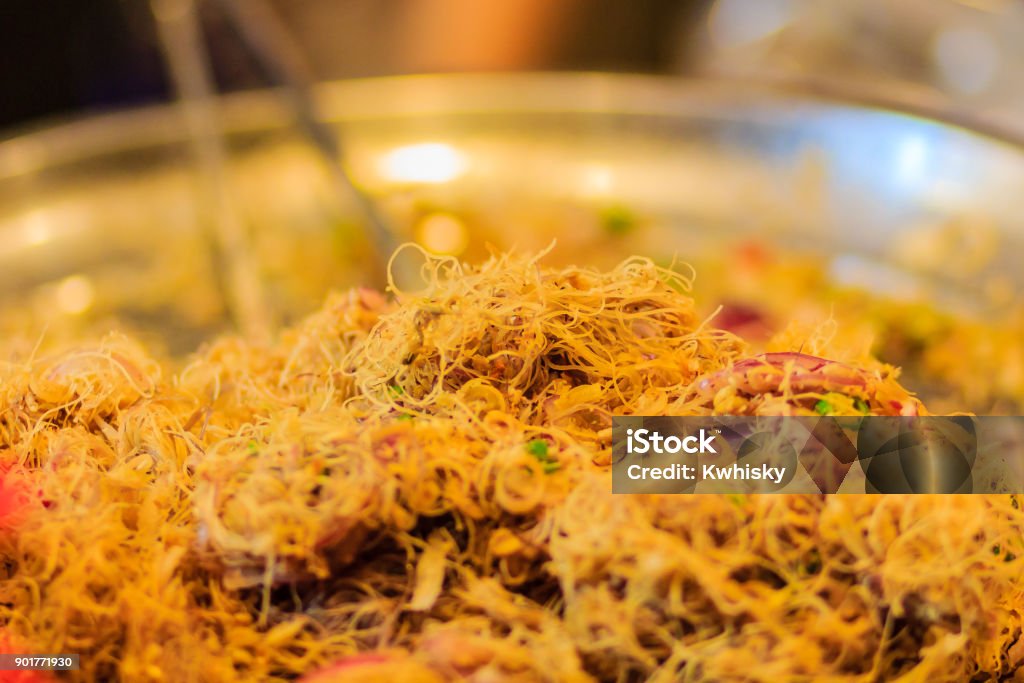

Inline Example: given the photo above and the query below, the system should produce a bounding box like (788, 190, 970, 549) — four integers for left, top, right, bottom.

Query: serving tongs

(150, 0, 405, 340)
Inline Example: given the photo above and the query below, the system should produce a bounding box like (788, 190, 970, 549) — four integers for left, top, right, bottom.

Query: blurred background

(1, 0, 1023, 415)
(4, 0, 1024, 132)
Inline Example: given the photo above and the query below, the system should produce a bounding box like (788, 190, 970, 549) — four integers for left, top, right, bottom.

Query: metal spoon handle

(151, 0, 272, 341)
(213, 0, 401, 269)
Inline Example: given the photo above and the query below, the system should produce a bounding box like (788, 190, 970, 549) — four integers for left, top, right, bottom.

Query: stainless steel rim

(2, 72, 1023, 182)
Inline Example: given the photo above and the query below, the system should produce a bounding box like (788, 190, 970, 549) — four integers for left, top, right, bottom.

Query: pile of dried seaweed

(1, 248, 1022, 682)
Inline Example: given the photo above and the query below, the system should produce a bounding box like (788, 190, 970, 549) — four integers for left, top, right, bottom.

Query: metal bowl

(1, 73, 1022, 354)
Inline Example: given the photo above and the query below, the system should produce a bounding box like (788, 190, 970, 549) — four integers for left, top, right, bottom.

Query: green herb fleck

(854, 398, 870, 414)
(527, 439, 559, 473)
(247, 441, 258, 453)
(526, 439, 550, 459)
(994, 544, 1016, 562)
(814, 399, 832, 415)
(804, 549, 822, 574)
(600, 206, 637, 236)
(388, 384, 405, 397)
(396, 414, 413, 421)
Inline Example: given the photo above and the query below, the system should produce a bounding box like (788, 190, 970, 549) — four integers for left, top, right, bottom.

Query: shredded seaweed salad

(1, 247, 1022, 682)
